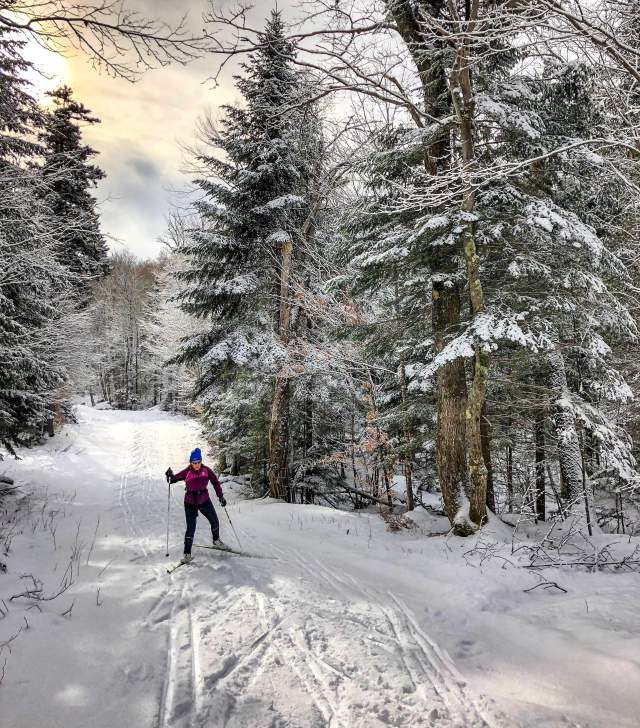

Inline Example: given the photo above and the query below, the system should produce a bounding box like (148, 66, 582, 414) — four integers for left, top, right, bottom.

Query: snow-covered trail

(2, 407, 640, 728)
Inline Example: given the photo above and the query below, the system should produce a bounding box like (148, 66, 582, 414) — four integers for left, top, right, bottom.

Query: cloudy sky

(27, 1, 293, 259)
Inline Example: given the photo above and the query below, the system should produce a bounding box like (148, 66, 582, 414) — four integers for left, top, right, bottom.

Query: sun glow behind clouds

(24, 36, 67, 102)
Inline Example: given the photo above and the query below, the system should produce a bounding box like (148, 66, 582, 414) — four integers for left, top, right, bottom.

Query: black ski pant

(184, 498, 219, 554)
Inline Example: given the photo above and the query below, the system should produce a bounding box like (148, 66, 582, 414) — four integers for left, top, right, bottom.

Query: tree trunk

(350, 401, 358, 499)
(269, 375, 291, 500)
(506, 443, 514, 513)
(449, 8, 489, 532)
(366, 374, 393, 506)
(399, 359, 415, 511)
(98, 369, 107, 402)
(506, 400, 514, 512)
(433, 278, 469, 530)
(303, 386, 313, 459)
(481, 402, 495, 512)
(534, 405, 546, 522)
(268, 236, 294, 500)
(548, 350, 589, 514)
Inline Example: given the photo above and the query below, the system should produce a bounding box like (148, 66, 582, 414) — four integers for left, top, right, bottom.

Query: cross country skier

(165, 448, 227, 564)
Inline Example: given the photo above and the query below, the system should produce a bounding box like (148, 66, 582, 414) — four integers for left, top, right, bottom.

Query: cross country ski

(166, 559, 193, 574)
(193, 543, 272, 559)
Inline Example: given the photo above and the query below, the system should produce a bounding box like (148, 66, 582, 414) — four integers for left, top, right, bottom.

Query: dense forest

(3, 1, 640, 543)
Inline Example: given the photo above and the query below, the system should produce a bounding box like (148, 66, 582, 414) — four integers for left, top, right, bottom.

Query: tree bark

(268, 373, 291, 500)
(481, 402, 495, 512)
(548, 350, 589, 511)
(303, 385, 313, 459)
(399, 358, 415, 511)
(506, 440, 514, 513)
(448, 2, 489, 531)
(534, 405, 546, 522)
(268, 237, 293, 500)
(433, 278, 469, 529)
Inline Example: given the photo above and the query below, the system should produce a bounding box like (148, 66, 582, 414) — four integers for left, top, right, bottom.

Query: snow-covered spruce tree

(176, 11, 322, 499)
(0, 165, 70, 449)
(40, 85, 109, 301)
(0, 27, 69, 449)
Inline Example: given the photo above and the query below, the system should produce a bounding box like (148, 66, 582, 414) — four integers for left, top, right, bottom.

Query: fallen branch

(523, 559, 640, 571)
(334, 483, 398, 508)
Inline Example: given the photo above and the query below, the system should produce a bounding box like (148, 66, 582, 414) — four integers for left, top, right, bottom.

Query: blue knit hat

(189, 447, 202, 462)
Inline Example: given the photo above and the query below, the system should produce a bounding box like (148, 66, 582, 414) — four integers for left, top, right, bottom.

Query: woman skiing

(165, 448, 227, 563)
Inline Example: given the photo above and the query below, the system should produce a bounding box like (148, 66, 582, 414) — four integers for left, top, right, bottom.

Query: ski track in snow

(277, 545, 500, 728)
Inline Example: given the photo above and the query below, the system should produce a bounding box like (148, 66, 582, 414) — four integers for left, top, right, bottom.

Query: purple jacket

(170, 464, 223, 506)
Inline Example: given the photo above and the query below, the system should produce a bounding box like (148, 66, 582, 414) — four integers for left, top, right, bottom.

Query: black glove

(219, 496, 227, 507)
(165, 467, 173, 483)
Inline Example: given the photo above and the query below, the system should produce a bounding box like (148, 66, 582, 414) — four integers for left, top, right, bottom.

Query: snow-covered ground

(1, 406, 640, 728)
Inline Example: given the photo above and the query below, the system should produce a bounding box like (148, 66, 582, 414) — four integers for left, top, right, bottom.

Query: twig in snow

(523, 581, 567, 594)
(60, 600, 75, 619)
(86, 516, 100, 566)
(464, 537, 516, 569)
(0, 626, 23, 652)
(10, 562, 77, 602)
(97, 558, 114, 578)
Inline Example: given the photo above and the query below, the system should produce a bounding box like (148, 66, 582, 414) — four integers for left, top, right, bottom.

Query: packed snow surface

(1, 406, 640, 727)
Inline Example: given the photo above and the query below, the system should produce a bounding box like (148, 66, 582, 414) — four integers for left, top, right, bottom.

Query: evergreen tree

(0, 27, 67, 449)
(40, 85, 109, 298)
(0, 26, 41, 160)
(177, 11, 321, 498)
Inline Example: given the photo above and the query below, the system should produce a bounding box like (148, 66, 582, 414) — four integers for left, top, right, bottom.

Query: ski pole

(165, 478, 171, 557)
(223, 506, 242, 550)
